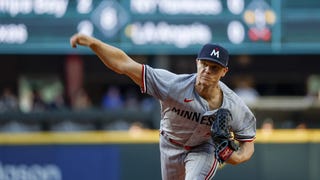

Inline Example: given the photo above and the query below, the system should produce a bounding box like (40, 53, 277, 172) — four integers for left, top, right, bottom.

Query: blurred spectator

(101, 86, 124, 110)
(261, 118, 274, 131)
(260, 118, 274, 136)
(72, 88, 92, 110)
(141, 95, 160, 129)
(31, 89, 47, 112)
(307, 75, 320, 101)
(141, 96, 157, 112)
(129, 121, 145, 131)
(0, 87, 19, 112)
(50, 93, 67, 110)
(124, 87, 140, 110)
(295, 120, 307, 129)
(233, 75, 260, 105)
(0, 87, 42, 132)
(128, 121, 149, 137)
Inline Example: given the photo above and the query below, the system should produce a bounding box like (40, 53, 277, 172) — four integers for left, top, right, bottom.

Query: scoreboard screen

(0, 0, 319, 55)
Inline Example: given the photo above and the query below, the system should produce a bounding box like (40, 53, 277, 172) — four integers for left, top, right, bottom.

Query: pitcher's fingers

(70, 34, 78, 48)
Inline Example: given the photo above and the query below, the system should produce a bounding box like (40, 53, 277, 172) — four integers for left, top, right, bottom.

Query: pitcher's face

(196, 60, 228, 86)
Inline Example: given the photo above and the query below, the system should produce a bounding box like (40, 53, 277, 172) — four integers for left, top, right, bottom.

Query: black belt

(160, 131, 193, 150)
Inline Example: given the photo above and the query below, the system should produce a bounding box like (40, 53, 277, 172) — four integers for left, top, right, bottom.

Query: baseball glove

(211, 108, 239, 163)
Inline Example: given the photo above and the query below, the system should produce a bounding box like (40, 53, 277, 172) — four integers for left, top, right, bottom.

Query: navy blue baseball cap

(197, 43, 229, 67)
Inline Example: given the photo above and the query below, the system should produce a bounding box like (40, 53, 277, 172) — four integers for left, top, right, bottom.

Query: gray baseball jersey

(141, 65, 256, 144)
(141, 64, 256, 179)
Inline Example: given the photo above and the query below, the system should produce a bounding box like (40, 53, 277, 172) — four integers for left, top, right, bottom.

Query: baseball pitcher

(70, 34, 256, 180)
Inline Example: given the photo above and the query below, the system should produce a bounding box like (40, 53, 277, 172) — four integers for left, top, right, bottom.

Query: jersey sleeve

(220, 82, 256, 142)
(141, 64, 177, 100)
(232, 107, 256, 142)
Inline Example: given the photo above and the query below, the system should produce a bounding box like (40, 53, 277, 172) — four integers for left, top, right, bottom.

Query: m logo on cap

(210, 49, 220, 58)
(197, 44, 228, 67)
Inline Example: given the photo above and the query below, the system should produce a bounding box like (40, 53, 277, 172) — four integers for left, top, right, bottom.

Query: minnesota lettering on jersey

(171, 107, 214, 126)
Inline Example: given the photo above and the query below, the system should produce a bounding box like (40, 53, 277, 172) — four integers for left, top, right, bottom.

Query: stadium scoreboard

(0, 0, 319, 55)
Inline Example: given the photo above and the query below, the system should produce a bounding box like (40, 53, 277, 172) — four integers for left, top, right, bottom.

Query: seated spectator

(0, 87, 19, 112)
(124, 87, 140, 110)
(31, 89, 48, 112)
(48, 93, 68, 111)
(233, 76, 260, 105)
(101, 86, 124, 110)
(295, 120, 307, 130)
(261, 118, 274, 131)
(72, 88, 92, 110)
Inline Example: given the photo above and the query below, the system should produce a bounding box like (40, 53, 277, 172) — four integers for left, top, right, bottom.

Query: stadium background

(0, 0, 320, 179)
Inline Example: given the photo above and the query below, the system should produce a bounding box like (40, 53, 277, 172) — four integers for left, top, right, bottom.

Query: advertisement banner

(0, 145, 120, 180)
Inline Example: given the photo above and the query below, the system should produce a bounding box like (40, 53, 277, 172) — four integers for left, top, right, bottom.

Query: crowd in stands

(0, 78, 318, 132)
(0, 85, 158, 132)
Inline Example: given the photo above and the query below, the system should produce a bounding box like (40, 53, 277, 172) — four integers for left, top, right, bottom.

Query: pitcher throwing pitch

(70, 33, 256, 180)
